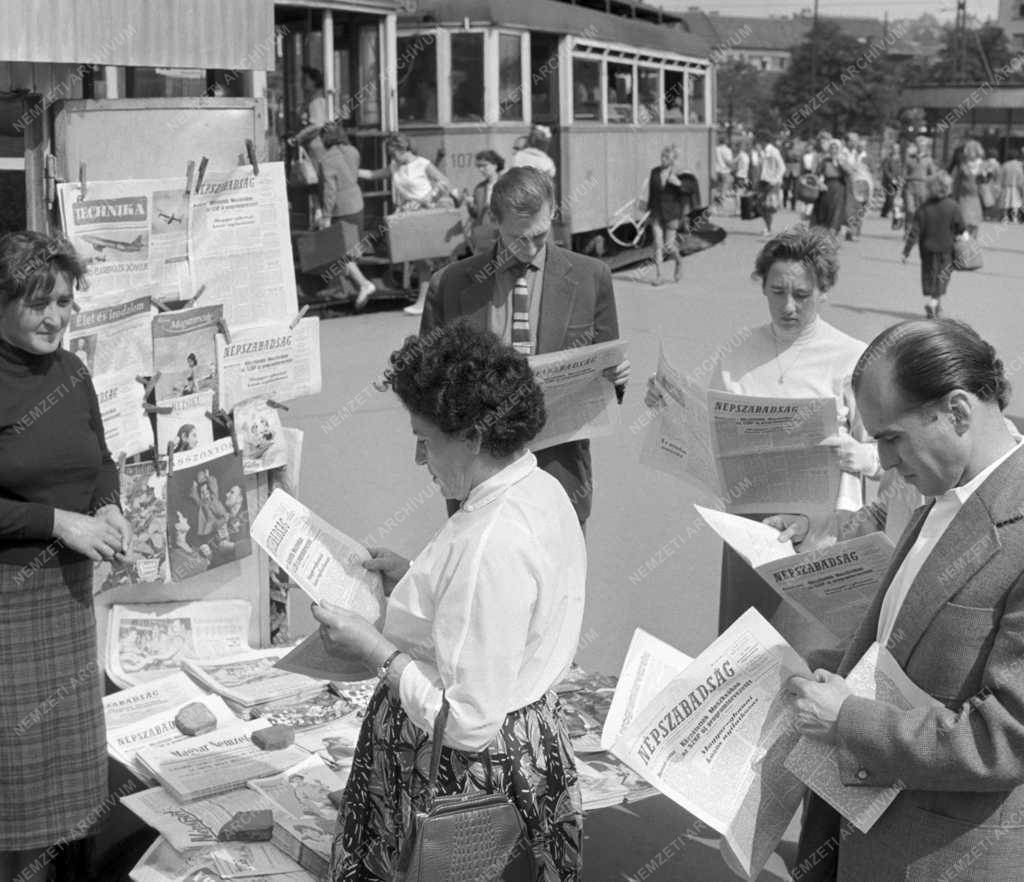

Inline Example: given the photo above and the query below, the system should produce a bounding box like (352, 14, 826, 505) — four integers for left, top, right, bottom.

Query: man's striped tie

(511, 268, 532, 355)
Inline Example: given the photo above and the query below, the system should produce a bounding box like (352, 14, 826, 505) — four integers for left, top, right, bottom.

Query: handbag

(953, 234, 983, 271)
(396, 697, 536, 882)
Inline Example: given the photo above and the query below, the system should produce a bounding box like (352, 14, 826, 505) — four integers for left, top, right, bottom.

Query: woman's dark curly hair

(752, 225, 839, 293)
(0, 231, 86, 308)
(383, 320, 546, 457)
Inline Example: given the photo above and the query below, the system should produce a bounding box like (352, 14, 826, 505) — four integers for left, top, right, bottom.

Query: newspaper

(575, 754, 660, 810)
(785, 642, 941, 833)
(106, 600, 252, 688)
(250, 489, 385, 625)
(121, 786, 276, 852)
(640, 346, 717, 491)
(155, 391, 215, 456)
(275, 630, 375, 683)
(152, 306, 223, 403)
(58, 178, 191, 302)
(248, 754, 350, 875)
(602, 628, 693, 751)
(129, 836, 313, 882)
(189, 163, 299, 328)
(103, 672, 206, 732)
(107, 692, 240, 782)
(67, 293, 154, 380)
(696, 507, 893, 642)
(527, 340, 627, 451)
(135, 719, 311, 802)
(291, 710, 365, 775)
(216, 319, 322, 412)
(182, 647, 328, 710)
(707, 390, 841, 515)
(92, 371, 154, 458)
(612, 609, 810, 881)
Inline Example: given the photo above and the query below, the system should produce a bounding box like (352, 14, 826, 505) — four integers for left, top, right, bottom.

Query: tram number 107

(445, 152, 478, 169)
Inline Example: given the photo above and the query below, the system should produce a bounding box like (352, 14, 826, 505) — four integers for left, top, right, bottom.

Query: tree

(716, 59, 767, 135)
(928, 23, 1018, 83)
(772, 20, 902, 137)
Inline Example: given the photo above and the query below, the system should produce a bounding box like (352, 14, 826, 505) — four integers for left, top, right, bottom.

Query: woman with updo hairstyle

(646, 226, 879, 659)
(0, 232, 131, 880)
(313, 320, 585, 882)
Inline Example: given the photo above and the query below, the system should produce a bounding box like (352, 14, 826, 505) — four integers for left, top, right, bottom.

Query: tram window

(531, 33, 559, 122)
(607, 62, 633, 124)
(572, 59, 600, 121)
(354, 24, 382, 128)
(127, 67, 208, 98)
(498, 34, 524, 121)
(664, 70, 684, 123)
(451, 33, 485, 121)
(688, 71, 707, 124)
(397, 34, 438, 124)
(638, 67, 659, 127)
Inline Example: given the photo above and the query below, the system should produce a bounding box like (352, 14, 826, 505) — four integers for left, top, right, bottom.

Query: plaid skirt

(330, 685, 583, 881)
(0, 560, 107, 849)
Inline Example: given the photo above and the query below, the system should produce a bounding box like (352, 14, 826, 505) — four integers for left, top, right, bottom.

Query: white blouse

(713, 317, 869, 513)
(386, 452, 586, 751)
(391, 155, 434, 205)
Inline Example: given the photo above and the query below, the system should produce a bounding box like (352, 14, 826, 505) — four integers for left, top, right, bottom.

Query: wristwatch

(376, 650, 403, 682)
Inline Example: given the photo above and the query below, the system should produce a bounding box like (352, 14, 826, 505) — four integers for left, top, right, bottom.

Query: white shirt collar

(460, 451, 537, 512)
(947, 439, 1024, 506)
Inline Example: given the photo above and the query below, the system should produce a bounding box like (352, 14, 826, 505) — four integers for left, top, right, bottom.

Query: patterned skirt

(330, 685, 583, 881)
(0, 560, 107, 849)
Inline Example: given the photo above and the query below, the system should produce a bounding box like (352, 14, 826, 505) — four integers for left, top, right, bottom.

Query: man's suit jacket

(419, 243, 619, 522)
(796, 443, 1024, 882)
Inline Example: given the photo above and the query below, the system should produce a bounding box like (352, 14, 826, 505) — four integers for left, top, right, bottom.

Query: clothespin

(289, 304, 309, 330)
(246, 139, 259, 176)
(45, 155, 57, 209)
(137, 372, 161, 398)
(266, 399, 290, 412)
(166, 442, 175, 476)
(195, 156, 209, 194)
(152, 444, 162, 475)
(189, 284, 207, 307)
(217, 318, 232, 344)
(144, 404, 173, 415)
(78, 162, 87, 202)
(185, 159, 196, 196)
(151, 296, 171, 313)
(71, 301, 81, 313)
(205, 409, 231, 430)
(116, 451, 127, 476)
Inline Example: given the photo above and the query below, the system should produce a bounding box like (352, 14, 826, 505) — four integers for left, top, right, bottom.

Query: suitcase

(386, 206, 467, 263)
(296, 223, 351, 274)
(740, 194, 760, 220)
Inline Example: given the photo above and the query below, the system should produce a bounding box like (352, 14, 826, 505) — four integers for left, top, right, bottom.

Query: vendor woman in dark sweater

(0, 232, 131, 881)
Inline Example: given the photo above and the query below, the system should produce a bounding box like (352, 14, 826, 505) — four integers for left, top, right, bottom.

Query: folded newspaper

(784, 641, 941, 833)
(129, 835, 314, 882)
(611, 609, 810, 881)
(106, 600, 253, 689)
(182, 647, 329, 712)
(250, 489, 385, 625)
(695, 506, 894, 642)
(135, 719, 311, 803)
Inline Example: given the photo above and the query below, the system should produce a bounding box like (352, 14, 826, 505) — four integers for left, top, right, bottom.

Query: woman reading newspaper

(0, 233, 132, 881)
(646, 227, 880, 658)
(311, 320, 585, 881)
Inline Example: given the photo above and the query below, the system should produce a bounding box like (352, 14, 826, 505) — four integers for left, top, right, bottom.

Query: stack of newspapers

(182, 647, 329, 717)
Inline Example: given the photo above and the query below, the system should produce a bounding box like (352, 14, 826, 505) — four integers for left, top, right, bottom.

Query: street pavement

(284, 206, 1024, 880)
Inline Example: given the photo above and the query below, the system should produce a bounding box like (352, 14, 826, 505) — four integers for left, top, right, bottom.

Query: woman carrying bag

(313, 322, 585, 882)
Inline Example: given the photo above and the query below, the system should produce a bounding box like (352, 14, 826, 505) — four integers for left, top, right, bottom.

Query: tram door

(273, 5, 388, 232)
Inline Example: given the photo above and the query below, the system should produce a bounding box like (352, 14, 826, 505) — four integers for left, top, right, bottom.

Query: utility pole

(810, 0, 819, 97)
(955, 0, 968, 82)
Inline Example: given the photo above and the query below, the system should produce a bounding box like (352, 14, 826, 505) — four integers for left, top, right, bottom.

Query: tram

(387, 0, 715, 259)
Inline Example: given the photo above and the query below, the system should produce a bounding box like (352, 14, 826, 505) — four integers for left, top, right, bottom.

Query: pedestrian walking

(902, 172, 965, 319)
(644, 145, 686, 285)
(811, 139, 847, 236)
(952, 139, 984, 237)
(879, 144, 902, 227)
(901, 141, 936, 236)
(755, 133, 785, 236)
(999, 148, 1024, 223)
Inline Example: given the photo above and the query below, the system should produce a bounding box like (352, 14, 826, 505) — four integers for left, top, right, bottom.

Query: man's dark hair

(383, 320, 546, 457)
(0, 231, 86, 307)
(853, 318, 1010, 411)
(490, 166, 553, 222)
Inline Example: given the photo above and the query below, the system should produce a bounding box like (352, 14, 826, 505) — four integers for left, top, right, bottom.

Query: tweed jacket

(419, 242, 620, 523)
(796, 443, 1024, 882)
